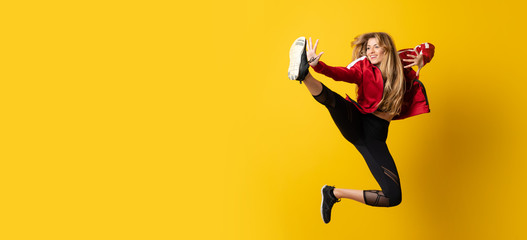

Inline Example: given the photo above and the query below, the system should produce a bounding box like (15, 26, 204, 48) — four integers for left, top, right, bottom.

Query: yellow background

(1, 0, 526, 239)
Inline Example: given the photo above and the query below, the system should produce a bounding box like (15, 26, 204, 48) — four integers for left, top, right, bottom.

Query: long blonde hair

(351, 32, 405, 115)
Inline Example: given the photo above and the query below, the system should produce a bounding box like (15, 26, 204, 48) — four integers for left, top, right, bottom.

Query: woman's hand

(403, 51, 424, 76)
(307, 37, 324, 67)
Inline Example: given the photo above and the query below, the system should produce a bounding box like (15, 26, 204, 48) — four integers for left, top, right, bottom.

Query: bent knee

(388, 195, 402, 207)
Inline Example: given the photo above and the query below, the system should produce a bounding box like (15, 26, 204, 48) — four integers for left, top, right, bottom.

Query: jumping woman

(287, 33, 435, 224)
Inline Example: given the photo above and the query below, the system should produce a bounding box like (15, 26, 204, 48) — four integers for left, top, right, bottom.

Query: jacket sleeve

(311, 59, 363, 85)
(416, 42, 435, 65)
(398, 42, 435, 67)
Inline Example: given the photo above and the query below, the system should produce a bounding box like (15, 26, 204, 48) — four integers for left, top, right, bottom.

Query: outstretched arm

(307, 38, 363, 84)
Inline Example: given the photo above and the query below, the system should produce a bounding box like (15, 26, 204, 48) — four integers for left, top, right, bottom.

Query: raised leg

(302, 72, 323, 96)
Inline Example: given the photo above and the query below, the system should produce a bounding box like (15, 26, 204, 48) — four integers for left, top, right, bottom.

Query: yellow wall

(2, 0, 526, 239)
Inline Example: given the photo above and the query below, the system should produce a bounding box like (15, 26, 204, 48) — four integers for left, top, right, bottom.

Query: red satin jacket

(312, 43, 435, 120)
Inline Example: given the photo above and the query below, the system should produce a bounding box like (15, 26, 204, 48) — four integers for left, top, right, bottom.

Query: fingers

(404, 63, 416, 68)
(307, 37, 321, 51)
(402, 59, 415, 62)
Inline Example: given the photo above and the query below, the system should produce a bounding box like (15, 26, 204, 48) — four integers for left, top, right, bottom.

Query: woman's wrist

(308, 57, 319, 67)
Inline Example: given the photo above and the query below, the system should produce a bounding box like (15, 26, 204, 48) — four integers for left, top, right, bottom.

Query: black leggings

(313, 84, 402, 207)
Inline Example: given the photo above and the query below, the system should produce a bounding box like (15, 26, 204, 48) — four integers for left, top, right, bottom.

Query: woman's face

(366, 37, 385, 65)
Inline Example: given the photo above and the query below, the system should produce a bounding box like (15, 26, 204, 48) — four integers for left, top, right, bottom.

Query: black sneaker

(288, 36, 309, 82)
(321, 185, 340, 224)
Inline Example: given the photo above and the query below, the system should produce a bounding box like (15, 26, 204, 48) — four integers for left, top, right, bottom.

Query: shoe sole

(321, 184, 328, 224)
(288, 36, 306, 80)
